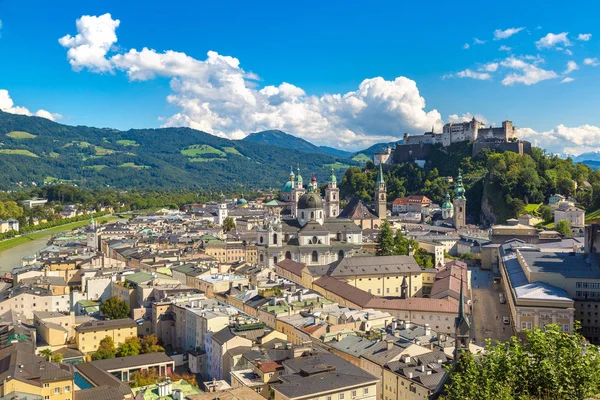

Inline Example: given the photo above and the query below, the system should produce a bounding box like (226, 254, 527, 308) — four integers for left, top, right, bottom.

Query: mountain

(573, 151, 600, 162)
(318, 146, 353, 158)
(350, 140, 403, 163)
(0, 111, 353, 190)
(242, 130, 354, 158)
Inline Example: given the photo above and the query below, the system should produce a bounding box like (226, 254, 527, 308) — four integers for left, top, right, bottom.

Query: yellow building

(0, 344, 74, 400)
(75, 318, 138, 354)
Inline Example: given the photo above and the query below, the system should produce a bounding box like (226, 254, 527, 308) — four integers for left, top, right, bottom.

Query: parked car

(503, 316, 510, 325)
(499, 292, 506, 304)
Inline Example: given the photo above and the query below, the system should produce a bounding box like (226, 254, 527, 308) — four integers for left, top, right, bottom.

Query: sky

(1, 0, 600, 154)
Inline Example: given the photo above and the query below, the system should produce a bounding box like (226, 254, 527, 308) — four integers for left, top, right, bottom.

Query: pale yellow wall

(383, 367, 432, 400)
(343, 273, 423, 297)
(3, 378, 74, 400)
(274, 382, 378, 400)
(76, 326, 137, 353)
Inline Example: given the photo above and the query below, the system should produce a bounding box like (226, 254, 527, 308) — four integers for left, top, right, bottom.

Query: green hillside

(0, 110, 354, 190)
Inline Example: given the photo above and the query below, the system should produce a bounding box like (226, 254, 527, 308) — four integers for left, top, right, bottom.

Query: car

(499, 292, 506, 304)
(503, 316, 510, 325)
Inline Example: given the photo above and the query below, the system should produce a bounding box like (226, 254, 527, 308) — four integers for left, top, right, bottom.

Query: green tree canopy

(443, 324, 600, 400)
(117, 336, 141, 357)
(91, 336, 116, 360)
(376, 220, 394, 256)
(222, 216, 236, 232)
(100, 296, 129, 319)
(556, 219, 572, 237)
(140, 334, 164, 354)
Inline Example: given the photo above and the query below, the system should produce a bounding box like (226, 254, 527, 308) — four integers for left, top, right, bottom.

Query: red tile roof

(275, 259, 306, 277)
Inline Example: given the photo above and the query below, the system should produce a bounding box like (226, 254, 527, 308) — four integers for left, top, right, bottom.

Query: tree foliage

(376, 224, 435, 268)
(140, 334, 164, 354)
(130, 369, 161, 388)
(168, 373, 198, 388)
(222, 216, 236, 232)
(443, 324, 600, 400)
(556, 219, 572, 237)
(117, 336, 142, 357)
(376, 220, 394, 256)
(100, 296, 129, 320)
(91, 336, 116, 360)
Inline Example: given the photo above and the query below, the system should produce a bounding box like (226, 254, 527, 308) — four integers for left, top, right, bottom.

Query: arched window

(338, 250, 344, 260)
(312, 251, 318, 263)
(333, 194, 336, 200)
(336, 232, 342, 241)
(312, 236, 318, 244)
(381, 194, 385, 200)
(310, 211, 315, 220)
(274, 256, 278, 264)
(319, 211, 322, 218)
(259, 236, 264, 244)
(301, 211, 305, 219)
(273, 233, 278, 244)
(285, 251, 291, 259)
(459, 206, 463, 212)
(259, 254, 264, 262)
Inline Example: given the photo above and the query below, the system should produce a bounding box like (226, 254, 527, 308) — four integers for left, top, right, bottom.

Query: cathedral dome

(281, 181, 294, 193)
(442, 193, 453, 209)
(298, 192, 323, 210)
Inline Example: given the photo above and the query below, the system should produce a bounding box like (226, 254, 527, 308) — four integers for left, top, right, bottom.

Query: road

(469, 267, 513, 344)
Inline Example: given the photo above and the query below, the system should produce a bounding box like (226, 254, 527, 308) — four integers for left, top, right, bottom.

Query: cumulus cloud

(0, 89, 61, 121)
(500, 56, 558, 85)
(494, 27, 524, 40)
(578, 33, 592, 41)
(463, 43, 470, 49)
(584, 57, 600, 66)
(536, 32, 571, 49)
(448, 112, 489, 125)
(564, 60, 579, 74)
(59, 13, 120, 73)
(499, 45, 512, 52)
(519, 124, 600, 156)
(454, 69, 492, 80)
(480, 62, 499, 72)
(561, 77, 574, 83)
(59, 14, 443, 149)
(473, 38, 486, 45)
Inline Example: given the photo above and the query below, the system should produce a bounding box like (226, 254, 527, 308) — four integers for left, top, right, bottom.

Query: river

(0, 236, 50, 273)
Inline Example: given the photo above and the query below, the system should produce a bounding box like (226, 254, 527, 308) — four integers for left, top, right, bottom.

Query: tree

(393, 230, 418, 256)
(376, 220, 394, 256)
(117, 336, 141, 357)
(538, 204, 553, 222)
(443, 324, 600, 400)
(222, 216, 236, 232)
(168, 372, 198, 388)
(100, 296, 129, 319)
(130, 369, 161, 387)
(556, 219, 572, 237)
(51, 353, 63, 363)
(91, 336, 116, 360)
(414, 248, 434, 268)
(140, 334, 164, 354)
(39, 348, 52, 361)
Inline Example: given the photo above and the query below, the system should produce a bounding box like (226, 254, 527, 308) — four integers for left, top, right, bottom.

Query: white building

(554, 206, 585, 228)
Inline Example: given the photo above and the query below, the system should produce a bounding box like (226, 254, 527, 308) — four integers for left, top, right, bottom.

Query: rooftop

(75, 318, 138, 333)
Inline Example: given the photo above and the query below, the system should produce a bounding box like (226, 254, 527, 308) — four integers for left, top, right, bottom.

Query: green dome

(453, 173, 466, 200)
(296, 168, 303, 183)
(298, 192, 323, 210)
(281, 181, 294, 193)
(328, 168, 337, 183)
(442, 193, 453, 209)
(237, 198, 248, 205)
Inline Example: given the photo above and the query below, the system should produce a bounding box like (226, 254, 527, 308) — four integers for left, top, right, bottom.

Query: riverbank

(0, 215, 120, 253)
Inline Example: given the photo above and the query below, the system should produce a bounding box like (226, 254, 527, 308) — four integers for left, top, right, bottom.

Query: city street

(469, 267, 513, 345)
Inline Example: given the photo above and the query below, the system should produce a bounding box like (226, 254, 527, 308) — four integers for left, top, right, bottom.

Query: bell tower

(375, 164, 387, 219)
(453, 172, 467, 228)
(325, 168, 340, 218)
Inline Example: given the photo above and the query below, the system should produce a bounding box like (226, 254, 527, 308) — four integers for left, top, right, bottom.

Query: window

(273, 233, 278, 244)
(274, 256, 278, 264)
(44, 397, 50, 400)
(311, 211, 315, 219)
(301, 211, 305, 219)
(259, 236, 264, 244)
(54, 388, 61, 394)
(386, 288, 390, 294)
(340, 395, 344, 400)
(65, 386, 71, 393)
(364, 388, 369, 395)
(312, 251, 318, 263)
(285, 251, 291, 259)
(377, 289, 381, 294)
(352, 391, 357, 398)
(43, 384, 50, 388)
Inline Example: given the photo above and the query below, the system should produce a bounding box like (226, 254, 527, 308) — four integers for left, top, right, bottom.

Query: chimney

(408, 371, 413, 379)
(386, 340, 393, 351)
(424, 324, 431, 336)
(391, 318, 397, 331)
(404, 320, 411, 329)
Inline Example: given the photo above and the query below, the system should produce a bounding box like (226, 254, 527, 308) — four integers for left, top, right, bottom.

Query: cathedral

(439, 172, 467, 228)
(257, 167, 386, 268)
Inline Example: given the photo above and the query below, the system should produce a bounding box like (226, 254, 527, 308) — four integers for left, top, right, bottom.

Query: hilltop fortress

(374, 118, 531, 166)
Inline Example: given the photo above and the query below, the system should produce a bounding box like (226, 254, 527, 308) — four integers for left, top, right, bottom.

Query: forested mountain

(0, 111, 353, 190)
(242, 129, 353, 158)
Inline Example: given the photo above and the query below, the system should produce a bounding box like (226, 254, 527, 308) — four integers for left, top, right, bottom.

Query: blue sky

(1, 0, 600, 153)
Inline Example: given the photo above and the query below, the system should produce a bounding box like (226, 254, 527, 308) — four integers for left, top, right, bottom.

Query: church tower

(86, 215, 98, 250)
(291, 167, 305, 217)
(453, 173, 466, 228)
(442, 192, 454, 220)
(375, 164, 387, 219)
(454, 275, 471, 360)
(325, 168, 340, 218)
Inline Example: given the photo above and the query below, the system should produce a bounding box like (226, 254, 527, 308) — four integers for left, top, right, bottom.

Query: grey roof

(211, 327, 237, 345)
(275, 352, 378, 398)
(330, 255, 421, 277)
(91, 352, 173, 371)
(75, 363, 131, 395)
(74, 386, 128, 400)
(0, 343, 73, 385)
(519, 249, 600, 279)
(327, 335, 374, 359)
(75, 318, 138, 333)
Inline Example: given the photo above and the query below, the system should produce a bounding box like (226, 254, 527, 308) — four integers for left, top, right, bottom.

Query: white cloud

(58, 13, 120, 73)
(561, 77, 574, 83)
(494, 27, 524, 40)
(480, 62, 499, 72)
(59, 14, 443, 149)
(584, 57, 600, 66)
(564, 60, 579, 74)
(519, 124, 600, 156)
(0, 89, 61, 121)
(499, 45, 512, 52)
(473, 38, 485, 45)
(455, 69, 492, 80)
(536, 32, 572, 49)
(463, 43, 470, 49)
(578, 33, 592, 41)
(500, 56, 558, 85)
(448, 112, 489, 125)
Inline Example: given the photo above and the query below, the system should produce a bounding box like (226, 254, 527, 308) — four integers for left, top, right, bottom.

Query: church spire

(454, 273, 471, 359)
(377, 163, 385, 184)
